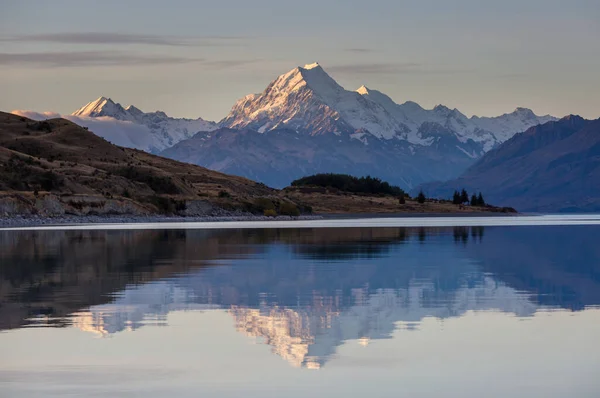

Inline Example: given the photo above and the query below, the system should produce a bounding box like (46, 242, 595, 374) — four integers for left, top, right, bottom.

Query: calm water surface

(1, 225, 600, 397)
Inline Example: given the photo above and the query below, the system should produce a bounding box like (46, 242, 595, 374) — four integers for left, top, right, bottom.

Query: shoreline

(0, 211, 521, 229)
(2, 213, 600, 231)
(0, 214, 324, 229)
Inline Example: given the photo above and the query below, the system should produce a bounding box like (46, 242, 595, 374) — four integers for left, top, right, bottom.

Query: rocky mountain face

(162, 63, 555, 188)
(419, 116, 600, 212)
(72, 97, 217, 152)
(220, 63, 555, 150)
(161, 126, 484, 189)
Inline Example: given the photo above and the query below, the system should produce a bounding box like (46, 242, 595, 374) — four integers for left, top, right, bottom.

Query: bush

(264, 209, 277, 217)
(113, 166, 179, 194)
(279, 202, 300, 216)
(253, 197, 275, 212)
(291, 173, 405, 197)
(148, 196, 185, 214)
(151, 196, 174, 214)
(218, 190, 231, 198)
(38, 171, 63, 191)
(398, 196, 406, 204)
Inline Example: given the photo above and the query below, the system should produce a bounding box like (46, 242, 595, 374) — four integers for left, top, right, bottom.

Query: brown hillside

(0, 112, 284, 215)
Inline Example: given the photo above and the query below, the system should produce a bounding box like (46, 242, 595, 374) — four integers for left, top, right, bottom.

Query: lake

(1, 221, 600, 397)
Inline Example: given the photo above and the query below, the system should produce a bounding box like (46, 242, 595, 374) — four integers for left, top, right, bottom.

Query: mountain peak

(302, 62, 321, 70)
(356, 85, 370, 95)
(125, 104, 143, 115)
(433, 104, 452, 114)
(265, 63, 343, 103)
(513, 107, 536, 117)
(72, 96, 123, 117)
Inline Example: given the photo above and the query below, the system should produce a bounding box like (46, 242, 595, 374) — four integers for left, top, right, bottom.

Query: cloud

(0, 52, 256, 69)
(0, 51, 202, 67)
(11, 110, 62, 120)
(328, 63, 467, 75)
(10, 110, 159, 152)
(344, 48, 374, 53)
(202, 59, 259, 68)
(1, 33, 241, 47)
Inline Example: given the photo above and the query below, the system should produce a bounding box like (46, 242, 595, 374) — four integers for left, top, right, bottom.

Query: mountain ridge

(71, 96, 218, 152)
(418, 115, 600, 212)
(220, 62, 557, 151)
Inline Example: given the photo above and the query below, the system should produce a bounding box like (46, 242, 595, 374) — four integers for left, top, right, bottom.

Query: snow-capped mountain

(221, 63, 412, 141)
(72, 97, 217, 152)
(160, 63, 558, 188)
(221, 63, 556, 153)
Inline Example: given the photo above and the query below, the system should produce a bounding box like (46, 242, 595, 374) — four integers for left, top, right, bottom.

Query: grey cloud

(328, 63, 467, 75)
(344, 48, 374, 53)
(0, 51, 203, 67)
(202, 59, 259, 68)
(0, 33, 242, 47)
(0, 51, 256, 69)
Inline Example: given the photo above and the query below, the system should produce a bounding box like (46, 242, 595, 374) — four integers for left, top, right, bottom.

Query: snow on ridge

(68, 97, 218, 152)
(221, 62, 557, 151)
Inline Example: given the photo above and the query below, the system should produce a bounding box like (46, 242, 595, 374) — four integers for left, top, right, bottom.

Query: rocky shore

(0, 212, 324, 229)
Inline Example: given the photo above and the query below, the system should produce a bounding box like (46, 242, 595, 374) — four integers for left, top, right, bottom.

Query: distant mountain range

(419, 115, 600, 212)
(220, 63, 555, 151)
(165, 63, 554, 188)
(14, 62, 555, 189)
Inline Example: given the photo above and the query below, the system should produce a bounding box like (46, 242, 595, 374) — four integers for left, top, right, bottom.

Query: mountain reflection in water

(1, 226, 599, 369)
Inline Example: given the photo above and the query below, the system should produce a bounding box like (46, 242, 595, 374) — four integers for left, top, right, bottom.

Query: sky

(1, 0, 599, 121)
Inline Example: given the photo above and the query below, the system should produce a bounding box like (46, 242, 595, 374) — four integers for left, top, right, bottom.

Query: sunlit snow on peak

(303, 62, 321, 70)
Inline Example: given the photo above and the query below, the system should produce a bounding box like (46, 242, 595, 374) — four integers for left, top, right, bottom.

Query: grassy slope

(0, 111, 513, 215)
(0, 112, 278, 214)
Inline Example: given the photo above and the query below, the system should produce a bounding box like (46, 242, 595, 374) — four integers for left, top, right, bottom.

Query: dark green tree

(417, 190, 426, 204)
(471, 194, 478, 206)
(452, 190, 461, 205)
(460, 189, 469, 204)
(477, 192, 486, 206)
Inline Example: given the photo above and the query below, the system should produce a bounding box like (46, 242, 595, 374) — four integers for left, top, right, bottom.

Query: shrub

(279, 202, 300, 216)
(398, 196, 406, 204)
(264, 209, 277, 217)
(253, 197, 275, 212)
(38, 171, 62, 191)
(218, 190, 231, 198)
(113, 166, 179, 194)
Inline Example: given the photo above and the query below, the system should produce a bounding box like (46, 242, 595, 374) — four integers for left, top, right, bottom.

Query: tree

(460, 189, 469, 204)
(452, 190, 461, 205)
(417, 190, 426, 204)
(477, 192, 486, 206)
(398, 195, 406, 204)
(470, 194, 478, 206)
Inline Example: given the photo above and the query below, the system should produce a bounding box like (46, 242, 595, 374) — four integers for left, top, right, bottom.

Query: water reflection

(1, 226, 599, 369)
